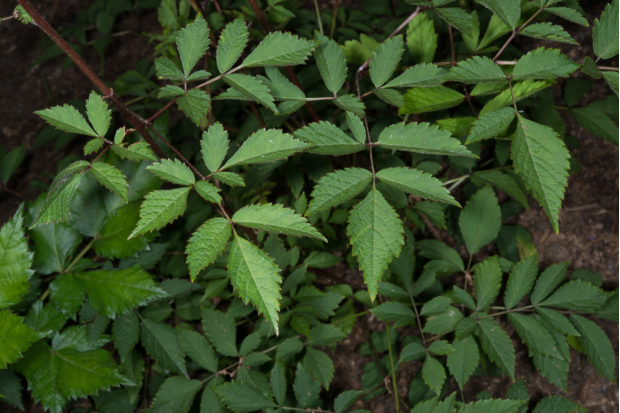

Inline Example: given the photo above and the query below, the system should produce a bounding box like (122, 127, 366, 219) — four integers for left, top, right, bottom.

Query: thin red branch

(146, 124, 205, 180)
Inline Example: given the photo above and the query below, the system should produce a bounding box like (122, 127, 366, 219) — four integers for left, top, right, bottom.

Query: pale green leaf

(222, 129, 308, 169)
(530, 261, 569, 304)
(151, 376, 202, 413)
(186, 218, 231, 280)
(540, 280, 610, 312)
(0, 206, 33, 309)
(592, 0, 619, 60)
(0, 311, 39, 369)
(232, 204, 326, 241)
(294, 121, 364, 156)
(178, 89, 211, 126)
(176, 14, 209, 77)
(35, 104, 97, 137)
(334, 94, 365, 118)
(262, 67, 305, 100)
(217, 18, 248, 73)
(470, 170, 528, 209)
(186, 70, 210, 82)
(369, 35, 404, 88)
(223, 74, 276, 112)
(303, 347, 334, 389)
(242, 32, 316, 67)
(466, 107, 515, 144)
(374, 88, 404, 108)
(474, 256, 503, 310)
(201, 123, 229, 173)
(129, 187, 191, 239)
(407, 13, 437, 63)
(384, 64, 445, 88)
(422, 356, 445, 395)
(400, 86, 465, 114)
(476, 318, 515, 380)
(376, 167, 459, 206)
(504, 254, 538, 309)
(89, 162, 129, 203)
(377, 122, 475, 157)
(447, 336, 479, 389)
(141, 319, 188, 377)
(546, 7, 589, 26)
(214, 381, 277, 412)
(111, 142, 157, 162)
(520, 23, 578, 45)
(346, 111, 366, 143)
(315, 37, 347, 94)
(177, 328, 218, 372)
(154, 57, 184, 80)
(459, 186, 501, 255)
(214, 171, 245, 187)
(570, 314, 616, 382)
(508, 313, 562, 359)
(512, 117, 569, 233)
(228, 234, 282, 334)
(512, 48, 580, 81)
(158, 85, 185, 99)
(201, 309, 238, 357)
(480, 79, 552, 116)
(436, 7, 473, 36)
(477, 0, 520, 30)
(307, 168, 372, 215)
(194, 181, 222, 204)
(444, 56, 505, 84)
(347, 186, 404, 300)
(147, 159, 195, 186)
(85, 91, 111, 137)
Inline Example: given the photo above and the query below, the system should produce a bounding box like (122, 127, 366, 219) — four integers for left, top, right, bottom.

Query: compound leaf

(315, 37, 347, 94)
(222, 129, 308, 169)
(294, 121, 364, 156)
(592, 0, 619, 60)
(476, 318, 515, 380)
(369, 35, 404, 88)
(376, 167, 459, 206)
(242, 32, 316, 67)
(201, 122, 229, 173)
(217, 18, 248, 73)
(35, 104, 97, 137)
(85, 91, 111, 137)
(129, 187, 191, 239)
(89, 162, 129, 203)
(147, 159, 195, 186)
(307, 168, 373, 215)
(176, 14, 209, 77)
(377, 122, 475, 157)
(443, 56, 505, 84)
(232, 204, 326, 241)
(513, 48, 580, 81)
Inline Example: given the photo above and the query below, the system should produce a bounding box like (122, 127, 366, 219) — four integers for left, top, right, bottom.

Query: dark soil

(0, 1, 617, 412)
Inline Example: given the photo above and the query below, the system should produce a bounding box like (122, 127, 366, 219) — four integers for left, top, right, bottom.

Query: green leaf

(315, 37, 347, 94)
(334, 94, 366, 118)
(217, 18, 248, 73)
(309, 324, 346, 347)
(147, 159, 195, 186)
(508, 313, 562, 359)
(187, 70, 211, 82)
(0, 311, 39, 368)
(384, 64, 445, 88)
(303, 251, 342, 269)
(262, 67, 305, 101)
(112, 312, 139, 360)
(594, 290, 619, 322)
(444, 56, 505, 84)
(581, 56, 603, 79)
(0, 144, 26, 183)
(436, 7, 473, 36)
(370, 302, 416, 327)
(223, 74, 276, 113)
(92, 202, 151, 259)
(141, 319, 188, 377)
(512, 117, 569, 233)
(535, 307, 580, 336)
(85, 91, 111, 137)
(50, 273, 84, 316)
(201, 123, 229, 173)
(214, 381, 277, 412)
(540, 280, 610, 312)
(476, 318, 515, 380)
(476, 0, 520, 30)
(447, 336, 479, 389)
(0, 370, 24, 409)
(35, 104, 97, 137)
(406, 13, 437, 63)
(532, 396, 584, 413)
(377, 122, 475, 157)
(480, 79, 552, 116)
(75, 266, 166, 317)
(504, 254, 538, 309)
(177, 14, 209, 77)
(346, 111, 366, 143)
(128, 187, 191, 239)
(474, 256, 503, 310)
(194, 181, 222, 204)
(420, 296, 451, 316)
(428, 340, 454, 356)
(0, 206, 33, 308)
(334, 390, 362, 413)
(348, 186, 404, 301)
(201, 309, 238, 357)
(459, 399, 525, 413)
(470, 171, 528, 209)
(270, 363, 287, 405)
(177, 328, 218, 372)
(570, 314, 616, 381)
(512, 48, 580, 81)
(295, 121, 364, 156)
(592, 0, 619, 60)
(228, 234, 282, 334)
(186, 217, 231, 280)
(530, 261, 569, 304)
(376, 167, 458, 206)
(232, 204, 326, 241)
(369, 35, 404, 88)
(568, 107, 619, 145)
(178, 89, 211, 125)
(546, 7, 589, 26)
(89, 162, 129, 202)
(242, 32, 316, 67)
(222, 129, 308, 169)
(31, 161, 90, 228)
(459, 186, 501, 255)
(307, 168, 373, 215)
(400, 86, 465, 114)
(520, 23, 577, 45)
(276, 338, 304, 361)
(214, 171, 245, 187)
(421, 356, 445, 395)
(154, 57, 184, 80)
(399, 341, 426, 364)
(416, 240, 464, 273)
(111, 142, 157, 162)
(533, 353, 568, 391)
(303, 347, 334, 389)
(158, 85, 185, 99)
(151, 376, 202, 413)
(423, 307, 463, 335)
(603, 71, 619, 96)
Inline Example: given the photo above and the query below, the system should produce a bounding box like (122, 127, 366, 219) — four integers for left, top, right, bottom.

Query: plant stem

(330, 0, 339, 39)
(146, 124, 205, 180)
(64, 235, 99, 274)
(494, 8, 543, 62)
(598, 66, 619, 71)
(385, 324, 400, 412)
(507, 77, 519, 114)
(313, 0, 323, 35)
(448, 24, 456, 66)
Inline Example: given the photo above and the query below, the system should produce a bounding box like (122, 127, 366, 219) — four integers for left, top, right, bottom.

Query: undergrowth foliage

(0, 0, 618, 413)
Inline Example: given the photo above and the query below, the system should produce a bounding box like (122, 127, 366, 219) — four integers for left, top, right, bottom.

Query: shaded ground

(0, 1, 617, 412)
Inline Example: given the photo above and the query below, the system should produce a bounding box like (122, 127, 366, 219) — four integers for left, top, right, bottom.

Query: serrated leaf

(85, 91, 111, 137)
(533, 352, 568, 390)
(594, 290, 619, 322)
(187, 70, 211, 82)
(111, 142, 157, 162)
(422, 356, 445, 395)
(370, 302, 416, 327)
(270, 362, 287, 405)
(447, 335, 479, 389)
(603, 71, 619, 96)
(416, 240, 464, 273)
(0, 311, 40, 368)
(186, 218, 231, 280)
(334, 94, 366, 118)
(436, 7, 473, 36)
(222, 129, 308, 169)
(200, 122, 229, 174)
(520, 23, 577, 45)
(568, 107, 619, 145)
(512, 48, 580, 81)
(35, 104, 97, 137)
(334, 390, 362, 413)
(155, 56, 184, 80)
(0, 206, 33, 308)
(369, 35, 404, 88)
(112, 312, 139, 360)
(540, 280, 609, 312)
(294, 121, 364, 156)
(384, 64, 445, 89)
(474, 256, 503, 310)
(177, 14, 209, 77)
(374, 88, 404, 108)
(530, 261, 569, 304)
(428, 340, 454, 356)
(0, 144, 25, 184)
(217, 18, 248, 73)
(512, 117, 569, 233)
(592, 0, 619, 60)
(400, 86, 465, 114)
(0, 370, 24, 409)
(399, 342, 426, 363)
(214, 381, 277, 412)
(141, 319, 187, 377)
(348, 186, 404, 300)
(309, 324, 346, 347)
(242, 32, 316, 67)
(535, 307, 580, 336)
(466, 107, 515, 144)
(214, 171, 245, 187)
(377, 122, 475, 157)
(476, 318, 515, 380)
(129, 187, 191, 238)
(480, 79, 552, 116)
(407, 13, 437, 63)
(223, 73, 276, 112)
(470, 171, 528, 209)
(177, 328, 218, 372)
(233, 204, 325, 241)
(420, 296, 451, 316)
(303, 347, 334, 389)
(158, 85, 185, 99)
(75, 266, 167, 317)
(276, 338, 304, 361)
(228, 234, 281, 334)
(508, 313, 562, 359)
(315, 37, 347, 94)
(459, 186, 501, 255)
(460, 399, 525, 413)
(570, 314, 616, 381)
(444, 56, 505, 84)
(546, 7, 589, 26)
(346, 111, 366, 143)
(532, 396, 584, 413)
(49, 273, 84, 316)
(178, 89, 211, 125)
(89, 162, 129, 202)
(504, 254, 538, 309)
(376, 167, 459, 206)
(307, 168, 372, 215)
(31, 161, 90, 228)
(194, 181, 222, 204)
(93, 201, 152, 259)
(151, 376, 202, 413)
(477, 0, 520, 30)
(147, 159, 195, 186)
(201, 309, 238, 357)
